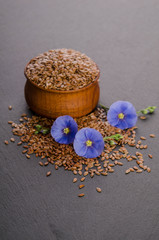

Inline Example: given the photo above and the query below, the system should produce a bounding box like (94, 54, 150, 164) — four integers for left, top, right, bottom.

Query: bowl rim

(24, 58, 100, 94)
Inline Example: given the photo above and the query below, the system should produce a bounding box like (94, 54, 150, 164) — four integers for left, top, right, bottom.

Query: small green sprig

(103, 134, 123, 141)
(34, 125, 50, 135)
(99, 103, 109, 112)
(103, 134, 123, 146)
(137, 106, 157, 115)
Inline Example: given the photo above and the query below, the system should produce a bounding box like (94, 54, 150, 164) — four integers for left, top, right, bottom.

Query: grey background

(0, 0, 159, 239)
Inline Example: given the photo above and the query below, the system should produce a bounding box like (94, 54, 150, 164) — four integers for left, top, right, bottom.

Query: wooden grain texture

(24, 68, 100, 118)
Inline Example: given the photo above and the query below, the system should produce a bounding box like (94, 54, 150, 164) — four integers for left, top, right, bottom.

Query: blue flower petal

(92, 139, 104, 155)
(83, 146, 99, 158)
(73, 137, 87, 157)
(125, 114, 137, 128)
(115, 119, 128, 130)
(107, 101, 137, 130)
(51, 115, 78, 144)
(73, 128, 104, 158)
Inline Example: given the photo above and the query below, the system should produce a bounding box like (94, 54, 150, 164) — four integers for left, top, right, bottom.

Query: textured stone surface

(0, 0, 159, 239)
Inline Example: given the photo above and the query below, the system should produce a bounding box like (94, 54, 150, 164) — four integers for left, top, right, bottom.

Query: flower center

(118, 113, 124, 119)
(86, 140, 92, 146)
(63, 127, 70, 134)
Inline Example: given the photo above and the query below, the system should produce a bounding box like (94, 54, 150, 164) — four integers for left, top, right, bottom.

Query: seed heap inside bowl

(25, 49, 99, 91)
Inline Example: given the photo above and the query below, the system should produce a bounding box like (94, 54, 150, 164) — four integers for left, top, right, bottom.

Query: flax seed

(133, 166, 138, 170)
(108, 169, 114, 173)
(44, 162, 49, 166)
(39, 162, 43, 166)
(79, 184, 85, 189)
(17, 141, 22, 146)
(8, 121, 13, 124)
(78, 193, 85, 197)
(117, 162, 123, 166)
(22, 150, 27, 154)
(4, 140, 9, 145)
(147, 167, 151, 173)
(10, 138, 15, 142)
(73, 170, 77, 175)
(21, 113, 27, 117)
(80, 177, 85, 182)
(84, 171, 88, 176)
(125, 169, 130, 174)
(148, 154, 153, 159)
(140, 136, 146, 140)
(150, 134, 155, 138)
(136, 169, 142, 173)
(96, 187, 102, 193)
(46, 171, 51, 177)
(143, 166, 147, 170)
(26, 154, 30, 159)
(101, 172, 107, 176)
(73, 178, 77, 183)
(129, 168, 135, 172)
(8, 105, 12, 110)
(140, 116, 146, 120)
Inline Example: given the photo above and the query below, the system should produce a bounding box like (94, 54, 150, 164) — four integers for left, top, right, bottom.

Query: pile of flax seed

(6, 107, 154, 197)
(25, 49, 99, 91)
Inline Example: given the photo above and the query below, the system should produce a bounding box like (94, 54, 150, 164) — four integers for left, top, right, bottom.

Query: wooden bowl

(24, 64, 100, 119)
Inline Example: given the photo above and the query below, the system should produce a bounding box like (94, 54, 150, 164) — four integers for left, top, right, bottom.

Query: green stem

(103, 134, 123, 141)
(99, 103, 109, 111)
(137, 106, 157, 115)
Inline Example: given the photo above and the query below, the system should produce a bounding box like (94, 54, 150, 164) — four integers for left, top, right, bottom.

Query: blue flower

(51, 115, 78, 144)
(107, 101, 137, 130)
(73, 128, 104, 158)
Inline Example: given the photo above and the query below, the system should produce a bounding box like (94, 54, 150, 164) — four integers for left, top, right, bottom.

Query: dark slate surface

(0, 0, 159, 239)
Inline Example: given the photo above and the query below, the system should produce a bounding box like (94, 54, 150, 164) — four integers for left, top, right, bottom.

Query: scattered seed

(108, 169, 114, 173)
(4, 140, 9, 145)
(46, 171, 51, 177)
(136, 169, 142, 173)
(140, 136, 146, 140)
(8, 121, 13, 124)
(139, 164, 144, 169)
(73, 170, 77, 175)
(147, 167, 151, 173)
(78, 193, 85, 197)
(8, 105, 12, 110)
(148, 154, 153, 159)
(73, 178, 77, 183)
(44, 162, 49, 166)
(21, 113, 27, 117)
(101, 172, 108, 176)
(129, 168, 135, 172)
(96, 187, 102, 193)
(39, 161, 43, 166)
(125, 169, 130, 174)
(26, 154, 30, 159)
(84, 171, 88, 176)
(10, 138, 15, 142)
(22, 149, 27, 154)
(17, 141, 22, 146)
(143, 165, 147, 170)
(150, 134, 155, 138)
(80, 177, 85, 182)
(117, 162, 123, 166)
(140, 116, 146, 120)
(133, 166, 138, 170)
(79, 184, 85, 189)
